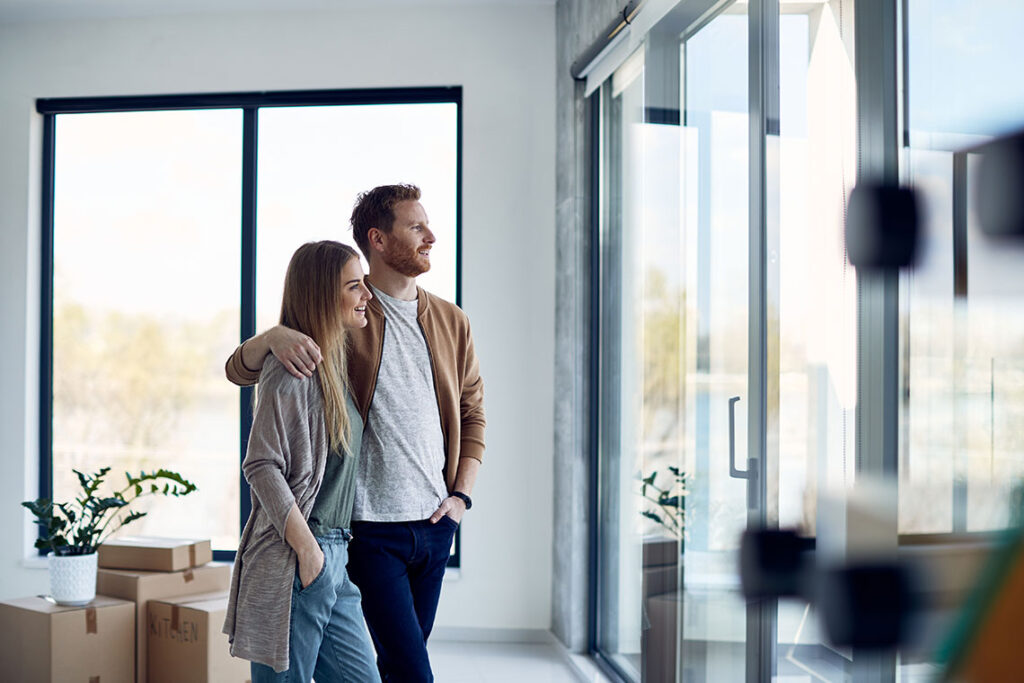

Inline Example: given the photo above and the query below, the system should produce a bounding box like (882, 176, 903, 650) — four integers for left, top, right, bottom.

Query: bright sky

(908, 0, 1024, 138)
(53, 102, 458, 329)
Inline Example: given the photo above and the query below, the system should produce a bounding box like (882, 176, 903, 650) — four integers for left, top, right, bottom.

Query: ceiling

(0, 0, 553, 24)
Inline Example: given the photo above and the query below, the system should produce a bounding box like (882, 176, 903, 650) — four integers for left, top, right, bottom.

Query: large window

(899, 0, 1024, 536)
(40, 89, 460, 558)
(898, 3, 1024, 677)
(51, 109, 243, 551)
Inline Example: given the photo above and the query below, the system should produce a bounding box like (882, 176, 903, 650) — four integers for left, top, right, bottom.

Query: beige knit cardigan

(222, 356, 330, 673)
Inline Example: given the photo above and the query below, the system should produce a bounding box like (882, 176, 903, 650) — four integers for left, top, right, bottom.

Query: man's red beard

(382, 240, 431, 277)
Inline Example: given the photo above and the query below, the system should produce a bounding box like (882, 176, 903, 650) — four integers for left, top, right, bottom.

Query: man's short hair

(350, 184, 422, 259)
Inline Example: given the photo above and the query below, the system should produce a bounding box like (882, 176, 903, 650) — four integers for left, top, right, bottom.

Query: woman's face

(340, 258, 372, 329)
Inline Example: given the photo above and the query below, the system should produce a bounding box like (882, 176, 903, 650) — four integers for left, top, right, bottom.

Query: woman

(223, 241, 379, 682)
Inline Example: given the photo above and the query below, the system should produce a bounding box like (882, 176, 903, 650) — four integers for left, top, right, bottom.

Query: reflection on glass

(256, 103, 458, 335)
(53, 110, 242, 549)
(774, 1, 857, 679)
(679, 7, 749, 682)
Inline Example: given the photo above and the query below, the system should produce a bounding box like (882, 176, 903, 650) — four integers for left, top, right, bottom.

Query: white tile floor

(428, 640, 588, 683)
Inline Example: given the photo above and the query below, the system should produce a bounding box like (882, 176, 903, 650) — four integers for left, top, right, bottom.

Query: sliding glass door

(593, 0, 858, 680)
(594, 2, 754, 680)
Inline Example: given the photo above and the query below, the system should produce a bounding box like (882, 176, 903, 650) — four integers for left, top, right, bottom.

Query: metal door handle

(728, 396, 747, 479)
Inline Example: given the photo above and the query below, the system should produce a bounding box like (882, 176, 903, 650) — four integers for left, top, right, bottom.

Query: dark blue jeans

(347, 517, 458, 683)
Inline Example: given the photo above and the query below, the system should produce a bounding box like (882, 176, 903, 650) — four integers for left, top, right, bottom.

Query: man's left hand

(429, 496, 466, 525)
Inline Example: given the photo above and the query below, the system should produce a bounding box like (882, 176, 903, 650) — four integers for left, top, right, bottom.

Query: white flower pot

(49, 552, 98, 606)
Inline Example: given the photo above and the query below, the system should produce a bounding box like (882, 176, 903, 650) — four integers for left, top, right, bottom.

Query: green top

(308, 391, 363, 535)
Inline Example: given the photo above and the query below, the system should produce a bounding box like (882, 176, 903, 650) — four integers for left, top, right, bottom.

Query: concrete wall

(0, 3, 556, 633)
(552, 0, 621, 651)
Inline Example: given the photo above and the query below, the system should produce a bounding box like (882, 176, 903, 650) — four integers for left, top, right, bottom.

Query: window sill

(20, 556, 47, 570)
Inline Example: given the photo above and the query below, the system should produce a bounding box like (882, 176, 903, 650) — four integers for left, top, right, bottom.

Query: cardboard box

(0, 594, 134, 682)
(99, 537, 213, 572)
(97, 562, 231, 683)
(147, 592, 249, 683)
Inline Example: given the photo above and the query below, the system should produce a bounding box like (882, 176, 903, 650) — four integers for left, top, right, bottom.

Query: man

(225, 184, 485, 682)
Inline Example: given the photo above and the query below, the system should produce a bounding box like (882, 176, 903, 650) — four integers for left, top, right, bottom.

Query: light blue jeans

(251, 529, 380, 683)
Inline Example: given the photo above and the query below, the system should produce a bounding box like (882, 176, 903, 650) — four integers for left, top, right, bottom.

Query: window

(586, 0, 1024, 680)
(50, 109, 243, 550)
(40, 89, 461, 560)
(256, 104, 458, 334)
(899, 0, 1024, 536)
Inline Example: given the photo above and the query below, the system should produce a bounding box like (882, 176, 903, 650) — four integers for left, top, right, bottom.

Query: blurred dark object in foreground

(739, 529, 813, 600)
(739, 528, 916, 650)
(845, 183, 920, 269)
(740, 526, 1024, 681)
(976, 129, 1024, 238)
(815, 563, 915, 650)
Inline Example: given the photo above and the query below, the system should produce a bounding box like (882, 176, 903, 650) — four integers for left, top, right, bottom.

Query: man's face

(380, 199, 435, 277)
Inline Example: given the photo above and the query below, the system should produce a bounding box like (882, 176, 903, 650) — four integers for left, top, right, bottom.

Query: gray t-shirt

(351, 285, 448, 522)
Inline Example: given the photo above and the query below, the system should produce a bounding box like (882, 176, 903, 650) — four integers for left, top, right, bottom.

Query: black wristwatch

(451, 491, 472, 510)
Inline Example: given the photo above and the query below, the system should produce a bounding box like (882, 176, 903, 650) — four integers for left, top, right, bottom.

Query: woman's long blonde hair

(279, 240, 360, 455)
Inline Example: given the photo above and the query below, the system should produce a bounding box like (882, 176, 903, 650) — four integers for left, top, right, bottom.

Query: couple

(222, 184, 485, 683)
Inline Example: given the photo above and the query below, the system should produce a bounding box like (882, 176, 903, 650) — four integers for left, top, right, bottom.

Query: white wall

(0, 4, 556, 631)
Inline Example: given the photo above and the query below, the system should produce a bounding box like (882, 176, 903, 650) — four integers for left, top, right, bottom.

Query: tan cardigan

(222, 357, 330, 672)
(226, 287, 486, 490)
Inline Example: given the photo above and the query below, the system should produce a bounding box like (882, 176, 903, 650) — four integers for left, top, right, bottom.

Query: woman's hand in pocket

(298, 545, 325, 589)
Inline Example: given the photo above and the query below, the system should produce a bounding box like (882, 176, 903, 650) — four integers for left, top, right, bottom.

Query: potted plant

(22, 466, 197, 605)
(640, 465, 687, 548)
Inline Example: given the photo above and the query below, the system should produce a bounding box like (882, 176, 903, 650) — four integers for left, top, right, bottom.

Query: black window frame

(37, 87, 464, 566)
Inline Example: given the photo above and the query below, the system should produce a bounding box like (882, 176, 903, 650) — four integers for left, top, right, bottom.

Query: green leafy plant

(22, 467, 197, 556)
(639, 465, 688, 537)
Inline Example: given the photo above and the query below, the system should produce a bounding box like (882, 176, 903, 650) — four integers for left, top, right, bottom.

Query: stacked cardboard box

(147, 592, 249, 683)
(95, 537, 234, 683)
(99, 537, 213, 572)
(0, 594, 134, 682)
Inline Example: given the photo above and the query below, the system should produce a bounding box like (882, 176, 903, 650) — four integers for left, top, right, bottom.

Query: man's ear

(367, 227, 387, 253)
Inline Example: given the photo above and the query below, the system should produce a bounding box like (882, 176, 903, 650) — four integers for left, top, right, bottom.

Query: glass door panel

(773, 0, 858, 679)
(596, 47, 650, 681)
(678, 6, 751, 682)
